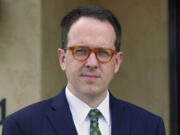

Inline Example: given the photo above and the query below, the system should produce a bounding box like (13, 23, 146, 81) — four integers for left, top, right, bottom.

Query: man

(2, 6, 166, 135)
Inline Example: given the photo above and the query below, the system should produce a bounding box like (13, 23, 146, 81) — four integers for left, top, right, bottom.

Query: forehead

(67, 17, 116, 48)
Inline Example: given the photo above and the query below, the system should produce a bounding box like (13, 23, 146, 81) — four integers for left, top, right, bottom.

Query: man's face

(58, 17, 123, 103)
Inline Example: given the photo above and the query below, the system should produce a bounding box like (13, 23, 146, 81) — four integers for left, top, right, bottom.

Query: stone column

(0, 0, 41, 132)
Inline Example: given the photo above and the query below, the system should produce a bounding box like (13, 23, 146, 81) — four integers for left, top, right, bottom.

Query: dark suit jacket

(2, 88, 166, 135)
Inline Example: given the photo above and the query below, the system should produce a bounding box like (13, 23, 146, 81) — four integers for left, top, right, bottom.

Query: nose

(85, 52, 98, 69)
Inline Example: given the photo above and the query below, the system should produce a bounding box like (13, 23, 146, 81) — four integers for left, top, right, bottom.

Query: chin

(84, 87, 103, 97)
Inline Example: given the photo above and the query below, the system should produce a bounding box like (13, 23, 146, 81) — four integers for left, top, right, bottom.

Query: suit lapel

(110, 93, 131, 135)
(47, 88, 78, 135)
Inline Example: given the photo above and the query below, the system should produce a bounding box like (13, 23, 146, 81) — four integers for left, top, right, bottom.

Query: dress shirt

(65, 87, 111, 135)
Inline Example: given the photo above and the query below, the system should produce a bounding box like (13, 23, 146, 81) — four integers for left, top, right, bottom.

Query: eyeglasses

(64, 46, 116, 64)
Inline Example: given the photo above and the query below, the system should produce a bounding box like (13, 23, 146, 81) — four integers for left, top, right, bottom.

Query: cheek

(101, 63, 115, 78)
(65, 59, 83, 74)
(106, 60, 116, 72)
(100, 67, 115, 88)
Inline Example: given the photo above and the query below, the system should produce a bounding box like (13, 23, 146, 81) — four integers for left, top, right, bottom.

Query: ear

(114, 51, 123, 73)
(57, 48, 66, 71)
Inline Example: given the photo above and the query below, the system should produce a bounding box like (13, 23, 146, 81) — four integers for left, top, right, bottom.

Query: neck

(67, 85, 108, 108)
(82, 93, 107, 108)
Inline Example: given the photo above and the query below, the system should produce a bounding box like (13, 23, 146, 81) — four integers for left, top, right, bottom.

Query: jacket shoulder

(110, 95, 166, 128)
(110, 96, 166, 134)
(115, 97, 163, 120)
(4, 97, 54, 125)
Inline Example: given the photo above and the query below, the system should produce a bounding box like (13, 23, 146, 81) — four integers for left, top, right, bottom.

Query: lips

(80, 74, 100, 81)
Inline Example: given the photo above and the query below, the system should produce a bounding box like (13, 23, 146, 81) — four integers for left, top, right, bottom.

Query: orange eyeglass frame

(64, 46, 116, 64)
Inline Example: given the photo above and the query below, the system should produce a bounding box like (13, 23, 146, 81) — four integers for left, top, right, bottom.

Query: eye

(74, 48, 89, 56)
(97, 49, 111, 57)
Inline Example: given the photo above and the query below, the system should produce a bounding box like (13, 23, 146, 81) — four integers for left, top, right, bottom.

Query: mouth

(80, 74, 100, 81)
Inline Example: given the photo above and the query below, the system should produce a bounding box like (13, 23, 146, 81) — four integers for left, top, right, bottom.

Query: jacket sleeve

(2, 116, 22, 135)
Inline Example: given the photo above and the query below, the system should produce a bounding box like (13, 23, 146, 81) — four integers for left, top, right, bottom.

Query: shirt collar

(65, 87, 111, 125)
(97, 92, 111, 125)
(65, 87, 90, 125)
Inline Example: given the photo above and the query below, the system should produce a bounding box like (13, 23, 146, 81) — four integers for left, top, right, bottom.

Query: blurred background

(0, 0, 176, 134)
